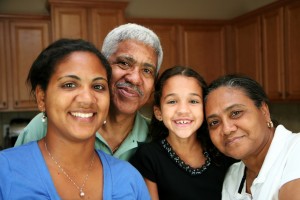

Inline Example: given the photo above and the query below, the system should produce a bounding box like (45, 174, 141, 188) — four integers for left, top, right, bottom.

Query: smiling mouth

(174, 120, 192, 124)
(225, 136, 244, 146)
(70, 112, 94, 118)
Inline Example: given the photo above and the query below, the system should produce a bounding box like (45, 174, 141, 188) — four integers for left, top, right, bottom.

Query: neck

(100, 111, 136, 152)
(166, 133, 201, 155)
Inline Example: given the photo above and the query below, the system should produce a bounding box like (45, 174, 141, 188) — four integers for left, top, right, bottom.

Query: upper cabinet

(49, 0, 127, 47)
(131, 19, 227, 84)
(231, 0, 300, 102)
(262, 7, 285, 101)
(178, 23, 226, 84)
(232, 16, 262, 83)
(284, 1, 300, 100)
(0, 20, 8, 110)
(0, 15, 50, 111)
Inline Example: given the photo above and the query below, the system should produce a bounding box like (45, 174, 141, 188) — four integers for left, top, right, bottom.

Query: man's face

(108, 39, 157, 115)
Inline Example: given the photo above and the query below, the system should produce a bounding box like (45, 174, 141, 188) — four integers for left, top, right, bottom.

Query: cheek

(209, 131, 221, 146)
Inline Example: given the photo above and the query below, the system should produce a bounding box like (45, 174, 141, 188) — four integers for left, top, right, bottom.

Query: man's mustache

(116, 82, 144, 97)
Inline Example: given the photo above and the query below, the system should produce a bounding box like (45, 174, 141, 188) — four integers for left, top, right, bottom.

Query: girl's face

(154, 75, 204, 140)
(36, 51, 110, 142)
(205, 86, 272, 160)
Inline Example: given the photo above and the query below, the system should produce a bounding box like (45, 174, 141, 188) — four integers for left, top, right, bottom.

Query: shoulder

(97, 150, 141, 176)
(15, 113, 47, 146)
(97, 150, 150, 199)
(223, 161, 245, 187)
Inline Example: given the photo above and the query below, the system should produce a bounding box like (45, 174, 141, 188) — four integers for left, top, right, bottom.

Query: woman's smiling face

(37, 51, 110, 141)
(205, 86, 272, 160)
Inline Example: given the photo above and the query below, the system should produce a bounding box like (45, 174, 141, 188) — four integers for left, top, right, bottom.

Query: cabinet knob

(15, 101, 18, 106)
(2, 102, 6, 106)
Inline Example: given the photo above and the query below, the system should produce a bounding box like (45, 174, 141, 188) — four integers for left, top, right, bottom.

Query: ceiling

(0, 0, 277, 19)
(125, 0, 277, 19)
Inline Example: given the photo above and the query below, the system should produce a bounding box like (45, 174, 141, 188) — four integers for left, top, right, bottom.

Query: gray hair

(101, 23, 163, 74)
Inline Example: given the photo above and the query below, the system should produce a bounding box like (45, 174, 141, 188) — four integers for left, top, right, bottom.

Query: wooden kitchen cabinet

(262, 7, 285, 101)
(10, 19, 50, 109)
(260, 1, 300, 102)
(232, 16, 263, 83)
(284, 1, 300, 100)
(49, 0, 127, 48)
(178, 23, 227, 84)
(128, 19, 178, 74)
(0, 20, 8, 110)
(0, 15, 51, 111)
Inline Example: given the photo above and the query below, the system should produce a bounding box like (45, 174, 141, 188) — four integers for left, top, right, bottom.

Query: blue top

(0, 142, 150, 199)
(15, 112, 151, 161)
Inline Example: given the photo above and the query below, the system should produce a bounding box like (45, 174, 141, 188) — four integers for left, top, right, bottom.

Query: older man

(15, 23, 163, 160)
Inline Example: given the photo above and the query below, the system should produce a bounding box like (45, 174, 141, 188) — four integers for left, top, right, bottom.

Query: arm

(144, 178, 159, 200)
(279, 179, 300, 200)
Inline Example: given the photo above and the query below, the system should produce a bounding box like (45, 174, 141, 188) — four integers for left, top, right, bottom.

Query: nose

(222, 119, 237, 135)
(176, 102, 190, 115)
(125, 66, 143, 86)
(76, 87, 96, 107)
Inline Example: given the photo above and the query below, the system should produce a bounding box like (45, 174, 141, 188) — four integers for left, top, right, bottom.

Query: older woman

(204, 74, 300, 200)
(0, 38, 150, 199)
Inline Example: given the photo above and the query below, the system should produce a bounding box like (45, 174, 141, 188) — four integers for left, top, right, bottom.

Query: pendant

(80, 190, 85, 197)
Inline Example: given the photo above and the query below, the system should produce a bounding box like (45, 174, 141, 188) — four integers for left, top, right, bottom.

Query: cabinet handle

(15, 101, 18, 106)
(278, 92, 283, 97)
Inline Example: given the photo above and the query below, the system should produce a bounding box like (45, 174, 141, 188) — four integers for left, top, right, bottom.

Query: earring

(42, 112, 47, 123)
(103, 120, 106, 125)
(267, 120, 273, 128)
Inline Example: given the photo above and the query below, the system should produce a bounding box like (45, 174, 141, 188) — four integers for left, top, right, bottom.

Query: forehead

(163, 75, 202, 95)
(205, 86, 252, 111)
(54, 51, 105, 75)
(112, 40, 157, 61)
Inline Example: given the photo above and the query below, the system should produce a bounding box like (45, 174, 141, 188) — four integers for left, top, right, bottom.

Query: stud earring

(103, 120, 106, 125)
(267, 120, 273, 128)
(42, 112, 47, 123)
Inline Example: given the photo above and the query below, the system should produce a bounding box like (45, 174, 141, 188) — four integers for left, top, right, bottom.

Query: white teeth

(175, 120, 191, 124)
(71, 112, 93, 118)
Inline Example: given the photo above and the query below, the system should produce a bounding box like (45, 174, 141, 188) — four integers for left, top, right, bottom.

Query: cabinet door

(0, 20, 8, 109)
(10, 20, 50, 109)
(285, 1, 300, 100)
(262, 8, 285, 101)
(51, 7, 88, 41)
(233, 16, 262, 83)
(179, 24, 226, 84)
(132, 22, 178, 74)
(90, 8, 125, 49)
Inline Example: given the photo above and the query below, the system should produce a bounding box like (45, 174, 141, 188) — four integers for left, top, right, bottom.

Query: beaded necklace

(161, 138, 211, 176)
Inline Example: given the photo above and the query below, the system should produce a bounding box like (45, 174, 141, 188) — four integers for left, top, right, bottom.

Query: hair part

(101, 23, 163, 75)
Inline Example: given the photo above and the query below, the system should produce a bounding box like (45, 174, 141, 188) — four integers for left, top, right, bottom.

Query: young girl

(130, 66, 233, 200)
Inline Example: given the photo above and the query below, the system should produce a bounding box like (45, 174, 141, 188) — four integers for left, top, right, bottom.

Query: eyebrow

(117, 55, 156, 71)
(206, 104, 245, 119)
(163, 93, 202, 100)
(58, 75, 108, 82)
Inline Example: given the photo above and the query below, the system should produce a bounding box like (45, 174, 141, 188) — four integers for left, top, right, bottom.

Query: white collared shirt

(222, 125, 300, 200)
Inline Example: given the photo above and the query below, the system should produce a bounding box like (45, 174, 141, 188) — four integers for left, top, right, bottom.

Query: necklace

(161, 138, 211, 176)
(44, 141, 96, 198)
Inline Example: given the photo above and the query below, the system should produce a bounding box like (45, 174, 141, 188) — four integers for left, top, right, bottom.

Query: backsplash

(0, 103, 299, 149)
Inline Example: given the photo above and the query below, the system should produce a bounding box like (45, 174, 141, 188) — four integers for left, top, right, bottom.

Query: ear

(35, 85, 46, 112)
(153, 106, 162, 121)
(260, 102, 271, 121)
